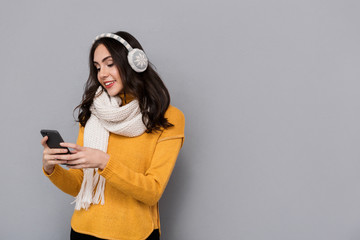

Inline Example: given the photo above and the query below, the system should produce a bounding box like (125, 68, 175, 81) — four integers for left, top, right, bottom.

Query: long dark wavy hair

(74, 31, 173, 133)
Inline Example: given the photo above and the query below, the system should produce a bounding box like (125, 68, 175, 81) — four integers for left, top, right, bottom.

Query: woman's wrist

(44, 165, 55, 175)
(99, 153, 110, 170)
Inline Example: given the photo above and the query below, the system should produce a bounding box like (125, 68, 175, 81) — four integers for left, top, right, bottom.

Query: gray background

(1, 0, 360, 239)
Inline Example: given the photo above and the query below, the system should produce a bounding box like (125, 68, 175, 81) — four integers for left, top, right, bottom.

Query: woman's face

(93, 44, 123, 96)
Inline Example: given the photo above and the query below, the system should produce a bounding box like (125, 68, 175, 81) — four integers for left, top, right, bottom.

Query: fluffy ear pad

(127, 48, 149, 73)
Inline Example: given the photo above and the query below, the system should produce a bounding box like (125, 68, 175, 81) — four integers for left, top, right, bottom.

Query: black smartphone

(40, 129, 71, 154)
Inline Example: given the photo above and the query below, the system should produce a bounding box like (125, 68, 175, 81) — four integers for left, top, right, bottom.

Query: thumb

(41, 136, 49, 149)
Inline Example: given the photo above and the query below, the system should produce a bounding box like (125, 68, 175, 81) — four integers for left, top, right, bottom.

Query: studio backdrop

(1, 0, 360, 239)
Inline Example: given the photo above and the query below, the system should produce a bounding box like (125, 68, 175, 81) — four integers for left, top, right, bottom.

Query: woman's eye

(95, 63, 113, 72)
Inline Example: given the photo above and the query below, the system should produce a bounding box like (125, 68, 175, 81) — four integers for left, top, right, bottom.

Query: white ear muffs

(128, 48, 148, 73)
(93, 33, 149, 73)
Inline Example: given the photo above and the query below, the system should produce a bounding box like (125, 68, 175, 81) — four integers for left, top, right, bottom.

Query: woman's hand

(54, 142, 110, 170)
(41, 136, 69, 175)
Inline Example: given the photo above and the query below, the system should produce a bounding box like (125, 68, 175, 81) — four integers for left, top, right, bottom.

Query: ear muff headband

(93, 33, 148, 73)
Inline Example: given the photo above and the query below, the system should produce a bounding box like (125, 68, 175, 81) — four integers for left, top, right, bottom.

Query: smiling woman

(40, 31, 185, 240)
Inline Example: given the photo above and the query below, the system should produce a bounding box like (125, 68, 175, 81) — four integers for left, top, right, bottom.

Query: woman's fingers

(67, 164, 86, 169)
(47, 160, 68, 165)
(45, 148, 69, 155)
(43, 153, 67, 163)
(53, 152, 81, 161)
(44, 153, 64, 161)
(66, 159, 85, 165)
(60, 142, 83, 151)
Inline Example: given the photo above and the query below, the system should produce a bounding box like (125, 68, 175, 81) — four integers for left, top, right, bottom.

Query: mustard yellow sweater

(44, 95, 185, 240)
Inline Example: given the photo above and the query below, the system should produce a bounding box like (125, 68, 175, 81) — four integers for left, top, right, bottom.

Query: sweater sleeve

(98, 108, 185, 206)
(43, 125, 84, 197)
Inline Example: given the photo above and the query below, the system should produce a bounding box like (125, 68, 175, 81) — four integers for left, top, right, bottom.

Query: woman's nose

(99, 67, 109, 78)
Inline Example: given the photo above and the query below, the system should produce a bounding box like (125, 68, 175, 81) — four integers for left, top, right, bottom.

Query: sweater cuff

(98, 153, 116, 180)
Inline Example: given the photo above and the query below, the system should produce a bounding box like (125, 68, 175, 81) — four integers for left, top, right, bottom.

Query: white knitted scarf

(73, 86, 146, 210)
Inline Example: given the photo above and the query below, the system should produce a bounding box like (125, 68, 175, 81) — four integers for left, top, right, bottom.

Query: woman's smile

(104, 80, 116, 88)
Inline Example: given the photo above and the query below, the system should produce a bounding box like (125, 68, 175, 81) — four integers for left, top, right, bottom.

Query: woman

(41, 31, 185, 240)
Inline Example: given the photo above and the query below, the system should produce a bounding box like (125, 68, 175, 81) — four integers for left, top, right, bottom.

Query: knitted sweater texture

(44, 94, 185, 240)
